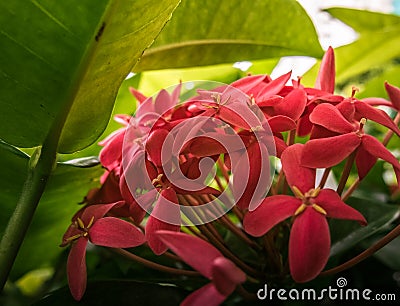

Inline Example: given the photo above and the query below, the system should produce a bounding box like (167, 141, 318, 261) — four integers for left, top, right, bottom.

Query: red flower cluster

(61, 47, 400, 303)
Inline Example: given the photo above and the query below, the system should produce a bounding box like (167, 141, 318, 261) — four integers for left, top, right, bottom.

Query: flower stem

(320, 222, 400, 276)
(0, 144, 57, 291)
(336, 151, 357, 195)
(318, 167, 331, 189)
(113, 248, 200, 276)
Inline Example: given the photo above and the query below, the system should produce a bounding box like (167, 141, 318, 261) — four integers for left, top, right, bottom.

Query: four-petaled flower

(243, 144, 367, 282)
(61, 202, 146, 300)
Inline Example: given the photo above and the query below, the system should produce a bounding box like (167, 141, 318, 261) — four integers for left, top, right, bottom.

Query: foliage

(0, 1, 399, 305)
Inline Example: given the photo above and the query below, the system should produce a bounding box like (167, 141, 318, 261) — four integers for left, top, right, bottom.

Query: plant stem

(113, 248, 200, 276)
(336, 151, 357, 196)
(0, 144, 57, 291)
(318, 167, 331, 189)
(320, 222, 400, 276)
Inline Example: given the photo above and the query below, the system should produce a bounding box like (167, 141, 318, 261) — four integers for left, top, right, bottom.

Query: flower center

(65, 216, 95, 243)
(291, 186, 327, 216)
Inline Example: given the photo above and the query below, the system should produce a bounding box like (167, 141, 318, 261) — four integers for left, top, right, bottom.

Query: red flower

(302, 103, 400, 183)
(157, 230, 246, 306)
(61, 202, 145, 300)
(243, 144, 366, 282)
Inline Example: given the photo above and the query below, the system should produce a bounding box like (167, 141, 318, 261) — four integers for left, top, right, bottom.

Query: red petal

(268, 115, 296, 133)
(362, 135, 400, 187)
(274, 136, 287, 158)
(181, 283, 226, 306)
(335, 99, 355, 122)
(219, 103, 261, 130)
(355, 145, 377, 180)
(281, 144, 315, 193)
(243, 195, 300, 236)
(355, 101, 400, 136)
(154, 89, 173, 115)
(145, 128, 170, 167)
(289, 208, 330, 283)
(316, 189, 367, 225)
(385, 82, 400, 111)
(81, 202, 123, 224)
(301, 133, 360, 168)
(157, 230, 222, 278)
(315, 46, 335, 93)
(231, 74, 269, 93)
(129, 87, 147, 104)
(362, 97, 394, 108)
(67, 238, 88, 301)
(89, 217, 145, 248)
(99, 129, 125, 170)
(310, 103, 354, 134)
(256, 71, 292, 100)
(273, 89, 307, 120)
(145, 189, 181, 255)
(233, 143, 271, 210)
(211, 257, 246, 296)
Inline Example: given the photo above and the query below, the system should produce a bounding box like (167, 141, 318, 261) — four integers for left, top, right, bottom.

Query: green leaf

(33, 280, 187, 306)
(324, 7, 400, 33)
(0, 0, 180, 152)
(322, 8, 400, 86)
(57, 73, 141, 161)
(0, 142, 103, 278)
(329, 197, 400, 257)
(134, 0, 323, 71)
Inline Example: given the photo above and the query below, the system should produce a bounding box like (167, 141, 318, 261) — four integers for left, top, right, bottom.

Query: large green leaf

(324, 7, 400, 33)
(0, 141, 103, 278)
(0, 0, 180, 153)
(134, 0, 323, 71)
(323, 8, 400, 86)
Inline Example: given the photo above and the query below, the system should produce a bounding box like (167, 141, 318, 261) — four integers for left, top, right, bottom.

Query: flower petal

(355, 145, 377, 180)
(157, 230, 222, 278)
(316, 189, 367, 225)
(256, 71, 292, 100)
(89, 217, 145, 248)
(181, 283, 226, 306)
(129, 87, 147, 104)
(273, 88, 307, 120)
(233, 142, 270, 210)
(67, 238, 88, 301)
(145, 128, 169, 167)
(231, 74, 269, 94)
(315, 46, 335, 94)
(145, 189, 181, 255)
(355, 101, 400, 136)
(289, 208, 330, 283)
(301, 133, 361, 168)
(309, 103, 354, 134)
(362, 135, 400, 187)
(243, 195, 300, 236)
(385, 82, 400, 111)
(211, 257, 246, 296)
(268, 115, 296, 133)
(81, 202, 124, 224)
(99, 129, 125, 170)
(281, 144, 315, 193)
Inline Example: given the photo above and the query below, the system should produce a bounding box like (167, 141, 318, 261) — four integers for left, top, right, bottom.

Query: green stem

(0, 144, 57, 290)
